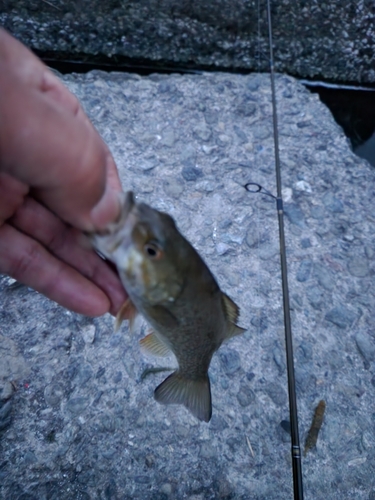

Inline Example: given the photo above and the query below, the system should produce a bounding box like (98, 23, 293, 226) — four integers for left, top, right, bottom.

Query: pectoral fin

(139, 332, 171, 357)
(115, 298, 138, 333)
(151, 305, 179, 329)
(154, 372, 212, 422)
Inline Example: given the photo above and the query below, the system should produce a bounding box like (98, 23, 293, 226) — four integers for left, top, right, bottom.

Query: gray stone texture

(1, 0, 375, 83)
(1, 71, 375, 499)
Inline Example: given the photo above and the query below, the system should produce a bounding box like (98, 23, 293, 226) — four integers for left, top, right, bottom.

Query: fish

(304, 399, 326, 456)
(90, 191, 246, 422)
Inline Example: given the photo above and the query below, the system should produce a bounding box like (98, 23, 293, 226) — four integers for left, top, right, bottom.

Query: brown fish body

(91, 192, 245, 422)
(139, 245, 228, 376)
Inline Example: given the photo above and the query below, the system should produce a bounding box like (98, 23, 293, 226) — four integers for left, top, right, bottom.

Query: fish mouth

(105, 190, 135, 232)
(120, 191, 136, 224)
(91, 191, 135, 236)
(89, 190, 137, 258)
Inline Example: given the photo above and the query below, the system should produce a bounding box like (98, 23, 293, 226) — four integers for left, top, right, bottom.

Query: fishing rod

(245, 1, 304, 498)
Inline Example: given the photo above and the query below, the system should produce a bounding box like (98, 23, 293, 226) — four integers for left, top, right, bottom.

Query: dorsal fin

(222, 293, 247, 339)
(222, 293, 240, 324)
(226, 323, 247, 339)
(139, 332, 171, 357)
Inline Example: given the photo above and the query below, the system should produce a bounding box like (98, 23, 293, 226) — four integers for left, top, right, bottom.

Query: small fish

(90, 191, 246, 422)
(304, 399, 326, 456)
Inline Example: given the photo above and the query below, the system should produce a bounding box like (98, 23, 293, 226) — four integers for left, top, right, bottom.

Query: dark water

(304, 82, 375, 167)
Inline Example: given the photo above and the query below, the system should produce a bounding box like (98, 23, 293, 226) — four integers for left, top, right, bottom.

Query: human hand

(0, 29, 128, 317)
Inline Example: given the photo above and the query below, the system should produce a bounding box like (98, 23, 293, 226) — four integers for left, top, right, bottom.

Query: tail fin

(154, 372, 212, 422)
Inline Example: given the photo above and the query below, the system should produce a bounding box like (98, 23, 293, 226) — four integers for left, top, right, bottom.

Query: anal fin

(115, 298, 138, 333)
(139, 332, 171, 357)
(154, 372, 212, 422)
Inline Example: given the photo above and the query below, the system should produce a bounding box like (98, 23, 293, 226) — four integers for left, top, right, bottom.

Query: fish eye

(144, 242, 162, 259)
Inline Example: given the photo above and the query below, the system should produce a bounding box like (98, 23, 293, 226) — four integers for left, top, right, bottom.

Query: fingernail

(90, 186, 122, 230)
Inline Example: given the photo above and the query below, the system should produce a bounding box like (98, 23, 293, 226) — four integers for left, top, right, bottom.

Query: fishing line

(245, 1, 304, 499)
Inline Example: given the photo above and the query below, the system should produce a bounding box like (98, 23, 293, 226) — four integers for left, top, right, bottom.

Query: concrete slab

(1, 70, 375, 499)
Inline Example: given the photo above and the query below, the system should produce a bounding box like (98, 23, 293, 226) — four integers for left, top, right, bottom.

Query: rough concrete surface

(1, 0, 375, 83)
(1, 71, 375, 499)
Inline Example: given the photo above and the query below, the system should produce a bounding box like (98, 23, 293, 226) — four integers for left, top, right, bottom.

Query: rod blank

(265, 1, 304, 498)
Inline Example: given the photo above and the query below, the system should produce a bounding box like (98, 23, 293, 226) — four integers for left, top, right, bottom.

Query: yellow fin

(139, 332, 171, 357)
(222, 293, 240, 324)
(222, 293, 247, 338)
(226, 324, 247, 339)
(154, 372, 212, 422)
(115, 298, 138, 333)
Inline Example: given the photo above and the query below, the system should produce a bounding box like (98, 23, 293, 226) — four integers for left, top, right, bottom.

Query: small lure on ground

(90, 191, 246, 422)
(304, 399, 326, 456)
